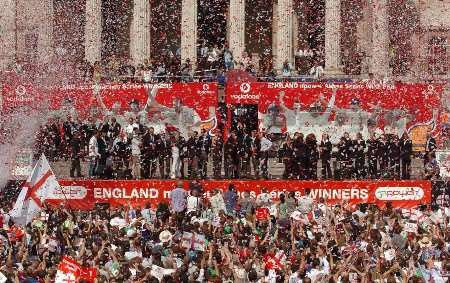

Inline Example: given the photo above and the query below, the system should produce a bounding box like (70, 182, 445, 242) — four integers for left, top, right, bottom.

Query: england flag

(9, 154, 61, 225)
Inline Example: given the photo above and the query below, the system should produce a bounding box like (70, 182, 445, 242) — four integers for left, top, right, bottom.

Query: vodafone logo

(15, 85, 26, 96)
(240, 83, 251, 93)
(375, 187, 424, 201)
(202, 84, 210, 91)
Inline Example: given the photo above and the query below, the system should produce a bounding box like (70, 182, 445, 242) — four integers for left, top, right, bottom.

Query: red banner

(46, 180, 431, 210)
(226, 81, 446, 147)
(1, 78, 218, 121)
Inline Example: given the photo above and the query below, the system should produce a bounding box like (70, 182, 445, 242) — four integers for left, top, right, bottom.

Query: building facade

(0, 0, 449, 80)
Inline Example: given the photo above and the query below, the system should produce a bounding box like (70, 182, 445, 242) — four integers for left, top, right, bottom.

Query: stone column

(272, 1, 278, 67)
(274, 0, 293, 71)
(324, 0, 342, 74)
(0, 0, 16, 70)
(228, 0, 246, 63)
(38, 0, 54, 63)
(84, 0, 102, 64)
(181, 0, 197, 68)
(130, 0, 151, 66)
(369, 0, 390, 78)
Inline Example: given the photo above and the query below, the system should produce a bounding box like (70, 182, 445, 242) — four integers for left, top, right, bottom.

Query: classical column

(228, 0, 246, 63)
(272, 2, 278, 68)
(274, 0, 293, 71)
(39, 0, 54, 63)
(324, 0, 342, 74)
(369, 0, 390, 78)
(130, 0, 151, 65)
(84, 0, 102, 64)
(181, 0, 197, 68)
(0, 0, 16, 70)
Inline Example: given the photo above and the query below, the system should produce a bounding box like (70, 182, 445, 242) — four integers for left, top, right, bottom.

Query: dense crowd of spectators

(0, 181, 449, 282)
(34, 114, 440, 181)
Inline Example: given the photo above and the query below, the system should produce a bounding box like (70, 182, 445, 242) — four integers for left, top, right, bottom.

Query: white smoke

(0, 107, 48, 190)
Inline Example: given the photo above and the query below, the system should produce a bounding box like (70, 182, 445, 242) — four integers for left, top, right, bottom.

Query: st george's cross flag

(9, 154, 61, 226)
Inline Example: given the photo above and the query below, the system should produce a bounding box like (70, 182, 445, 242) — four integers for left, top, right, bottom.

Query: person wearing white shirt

(130, 129, 142, 179)
(309, 64, 324, 79)
(256, 188, 272, 208)
(260, 135, 273, 178)
(126, 117, 139, 137)
(209, 189, 226, 215)
(186, 190, 202, 215)
(88, 131, 100, 177)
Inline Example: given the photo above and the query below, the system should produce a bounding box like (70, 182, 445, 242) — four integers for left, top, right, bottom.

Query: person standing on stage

(280, 135, 294, 179)
(141, 127, 158, 178)
(224, 132, 239, 178)
(378, 134, 389, 174)
(388, 135, 401, 178)
(187, 131, 199, 179)
(246, 130, 261, 178)
(353, 132, 366, 178)
(260, 133, 273, 179)
(319, 133, 333, 179)
(305, 133, 319, 179)
(293, 133, 308, 179)
(400, 132, 413, 179)
(197, 129, 211, 178)
(367, 133, 379, 179)
(211, 132, 223, 179)
(424, 131, 437, 165)
(156, 132, 171, 179)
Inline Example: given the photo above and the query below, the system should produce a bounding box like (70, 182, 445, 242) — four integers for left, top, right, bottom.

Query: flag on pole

(9, 154, 61, 226)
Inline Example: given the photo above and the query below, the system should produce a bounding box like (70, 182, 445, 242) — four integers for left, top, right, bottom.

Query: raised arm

(144, 84, 160, 112)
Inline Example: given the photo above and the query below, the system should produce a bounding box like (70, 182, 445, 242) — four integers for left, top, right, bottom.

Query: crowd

(0, 181, 449, 282)
(34, 113, 440, 181)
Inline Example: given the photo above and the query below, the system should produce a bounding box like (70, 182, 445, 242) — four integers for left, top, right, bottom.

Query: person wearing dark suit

(293, 133, 308, 179)
(156, 133, 171, 179)
(247, 130, 261, 178)
(388, 135, 401, 178)
(141, 127, 158, 178)
(424, 132, 437, 165)
(211, 133, 223, 179)
(378, 134, 389, 174)
(280, 136, 294, 179)
(174, 132, 186, 178)
(224, 132, 239, 178)
(197, 129, 211, 178)
(305, 134, 319, 180)
(319, 133, 333, 179)
(353, 132, 366, 178)
(187, 131, 199, 179)
(400, 132, 413, 179)
(367, 133, 379, 178)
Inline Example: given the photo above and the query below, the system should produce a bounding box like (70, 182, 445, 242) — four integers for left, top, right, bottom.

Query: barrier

(42, 179, 433, 210)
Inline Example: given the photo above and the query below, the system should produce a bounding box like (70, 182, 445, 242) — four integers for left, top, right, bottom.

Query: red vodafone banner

(226, 81, 445, 148)
(1, 79, 218, 134)
(47, 179, 432, 210)
(47, 82, 218, 120)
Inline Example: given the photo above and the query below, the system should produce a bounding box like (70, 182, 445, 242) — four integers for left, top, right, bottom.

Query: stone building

(0, 0, 449, 80)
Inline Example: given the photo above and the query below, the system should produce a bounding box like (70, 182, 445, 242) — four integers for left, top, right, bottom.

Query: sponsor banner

(46, 180, 432, 210)
(1, 79, 218, 135)
(226, 82, 444, 147)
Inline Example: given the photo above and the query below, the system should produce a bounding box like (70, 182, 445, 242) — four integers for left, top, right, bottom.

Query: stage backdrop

(1, 74, 218, 136)
(226, 82, 445, 149)
(44, 179, 432, 210)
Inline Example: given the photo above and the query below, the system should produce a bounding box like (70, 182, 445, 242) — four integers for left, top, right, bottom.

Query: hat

(419, 237, 432, 248)
(159, 230, 173, 243)
(290, 211, 302, 222)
